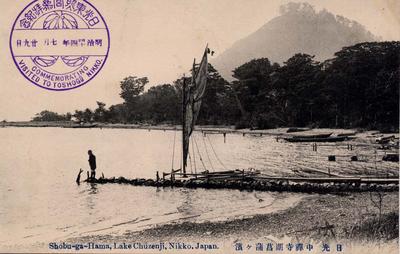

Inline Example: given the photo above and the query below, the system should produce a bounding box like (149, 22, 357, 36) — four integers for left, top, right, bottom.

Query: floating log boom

(77, 170, 398, 193)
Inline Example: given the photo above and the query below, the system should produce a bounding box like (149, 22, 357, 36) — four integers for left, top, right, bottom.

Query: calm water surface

(0, 127, 394, 247)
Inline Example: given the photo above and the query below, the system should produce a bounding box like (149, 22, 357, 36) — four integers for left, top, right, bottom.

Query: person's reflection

(85, 183, 99, 213)
(88, 183, 98, 194)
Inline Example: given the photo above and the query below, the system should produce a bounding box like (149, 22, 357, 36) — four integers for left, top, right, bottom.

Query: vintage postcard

(0, 0, 399, 253)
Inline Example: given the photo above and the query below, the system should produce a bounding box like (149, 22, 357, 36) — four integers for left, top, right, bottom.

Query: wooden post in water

(223, 133, 226, 143)
(312, 143, 318, 152)
(76, 168, 83, 184)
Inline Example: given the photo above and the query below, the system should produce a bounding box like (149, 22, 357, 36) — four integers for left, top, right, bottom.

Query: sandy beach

(65, 192, 398, 251)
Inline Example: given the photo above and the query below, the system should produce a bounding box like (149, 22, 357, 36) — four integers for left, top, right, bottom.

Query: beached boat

(286, 127, 311, 133)
(337, 132, 357, 137)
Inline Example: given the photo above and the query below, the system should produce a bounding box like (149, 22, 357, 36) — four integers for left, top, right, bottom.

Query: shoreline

(2, 191, 398, 253)
(1, 121, 397, 137)
(66, 192, 399, 243)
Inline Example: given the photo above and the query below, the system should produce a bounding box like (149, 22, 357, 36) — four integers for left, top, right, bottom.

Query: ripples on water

(0, 127, 396, 246)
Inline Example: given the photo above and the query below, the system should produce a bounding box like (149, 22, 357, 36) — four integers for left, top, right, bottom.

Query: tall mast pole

(182, 76, 187, 176)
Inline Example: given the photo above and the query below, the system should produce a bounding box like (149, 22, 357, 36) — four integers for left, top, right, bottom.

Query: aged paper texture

(0, 0, 399, 253)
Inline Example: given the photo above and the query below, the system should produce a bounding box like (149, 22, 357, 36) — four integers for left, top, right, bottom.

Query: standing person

(88, 150, 96, 179)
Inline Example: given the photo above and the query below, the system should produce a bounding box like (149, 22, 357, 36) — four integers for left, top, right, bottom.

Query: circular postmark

(10, 0, 110, 91)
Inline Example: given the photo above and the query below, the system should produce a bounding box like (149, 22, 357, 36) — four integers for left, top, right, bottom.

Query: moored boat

(70, 124, 97, 128)
(283, 136, 348, 142)
(337, 132, 357, 137)
(291, 132, 333, 139)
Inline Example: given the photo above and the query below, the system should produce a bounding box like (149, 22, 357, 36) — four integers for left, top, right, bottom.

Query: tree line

(32, 41, 399, 131)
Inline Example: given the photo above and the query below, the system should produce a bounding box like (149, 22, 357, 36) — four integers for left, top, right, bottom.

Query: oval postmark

(10, 0, 110, 91)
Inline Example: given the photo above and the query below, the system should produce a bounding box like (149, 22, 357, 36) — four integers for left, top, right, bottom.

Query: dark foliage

(323, 42, 400, 130)
(32, 110, 71, 122)
(231, 41, 399, 130)
(34, 42, 399, 131)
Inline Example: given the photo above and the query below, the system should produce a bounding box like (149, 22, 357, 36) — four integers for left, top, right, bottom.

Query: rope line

(180, 136, 183, 171)
(188, 151, 193, 174)
(193, 134, 207, 171)
(202, 134, 214, 171)
(191, 136, 197, 174)
(207, 135, 227, 170)
(171, 127, 177, 170)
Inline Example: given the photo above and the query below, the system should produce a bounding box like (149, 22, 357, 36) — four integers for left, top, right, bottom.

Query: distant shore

(1, 121, 393, 137)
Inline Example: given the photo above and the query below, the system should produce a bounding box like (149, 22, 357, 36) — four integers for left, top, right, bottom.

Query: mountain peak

(212, 2, 378, 80)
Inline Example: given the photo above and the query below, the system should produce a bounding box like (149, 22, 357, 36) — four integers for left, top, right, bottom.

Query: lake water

(0, 127, 395, 249)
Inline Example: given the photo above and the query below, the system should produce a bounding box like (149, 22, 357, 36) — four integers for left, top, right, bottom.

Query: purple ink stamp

(9, 0, 110, 91)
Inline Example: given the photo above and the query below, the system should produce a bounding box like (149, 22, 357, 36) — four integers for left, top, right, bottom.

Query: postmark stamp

(9, 0, 110, 91)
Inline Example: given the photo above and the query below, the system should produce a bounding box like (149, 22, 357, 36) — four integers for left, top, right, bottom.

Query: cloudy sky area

(0, 0, 399, 120)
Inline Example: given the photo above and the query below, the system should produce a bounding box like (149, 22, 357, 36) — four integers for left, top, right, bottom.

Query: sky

(0, 0, 399, 121)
